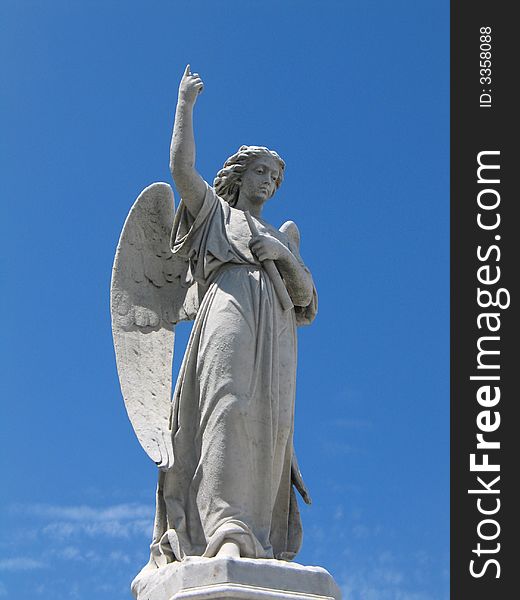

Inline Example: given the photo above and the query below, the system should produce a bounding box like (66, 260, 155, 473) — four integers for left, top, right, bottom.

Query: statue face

(239, 157, 280, 205)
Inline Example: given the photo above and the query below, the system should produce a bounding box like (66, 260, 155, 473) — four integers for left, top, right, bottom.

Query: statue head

(214, 145, 285, 207)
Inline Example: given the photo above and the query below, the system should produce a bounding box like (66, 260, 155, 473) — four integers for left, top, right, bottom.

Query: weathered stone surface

(112, 66, 340, 600)
(132, 557, 341, 600)
(111, 66, 318, 568)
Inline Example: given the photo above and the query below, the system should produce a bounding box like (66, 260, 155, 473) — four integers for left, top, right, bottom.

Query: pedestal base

(132, 557, 341, 600)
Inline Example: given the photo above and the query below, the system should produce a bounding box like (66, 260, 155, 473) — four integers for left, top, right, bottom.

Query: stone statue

(111, 66, 322, 595)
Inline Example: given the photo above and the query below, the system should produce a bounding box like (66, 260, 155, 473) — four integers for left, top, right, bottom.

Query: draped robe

(148, 184, 317, 565)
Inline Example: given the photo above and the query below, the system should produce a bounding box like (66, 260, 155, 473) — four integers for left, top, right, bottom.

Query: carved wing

(111, 182, 198, 469)
(279, 220, 300, 250)
(279, 220, 318, 327)
(280, 220, 313, 504)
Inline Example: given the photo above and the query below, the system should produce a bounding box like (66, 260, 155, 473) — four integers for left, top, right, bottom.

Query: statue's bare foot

(216, 540, 241, 558)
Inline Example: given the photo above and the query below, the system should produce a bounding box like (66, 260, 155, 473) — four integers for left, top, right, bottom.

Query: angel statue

(111, 66, 318, 581)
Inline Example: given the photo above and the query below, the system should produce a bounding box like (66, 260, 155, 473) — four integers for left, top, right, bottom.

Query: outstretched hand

(178, 64, 204, 106)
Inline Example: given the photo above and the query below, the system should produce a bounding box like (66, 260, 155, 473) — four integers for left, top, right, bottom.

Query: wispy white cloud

(108, 550, 131, 564)
(9, 502, 153, 540)
(15, 502, 152, 522)
(94, 580, 131, 595)
(334, 505, 344, 520)
(321, 440, 359, 456)
(0, 557, 47, 572)
(52, 545, 97, 562)
(351, 523, 382, 539)
(337, 550, 445, 600)
(41, 518, 151, 539)
(59, 546, 83, 561)
(332, 418, 374, 431)
(340, 570, 435, 600)
(374, 567, 404, 585)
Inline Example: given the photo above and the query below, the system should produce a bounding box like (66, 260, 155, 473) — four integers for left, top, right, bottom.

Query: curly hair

(213, 145, 285, 207)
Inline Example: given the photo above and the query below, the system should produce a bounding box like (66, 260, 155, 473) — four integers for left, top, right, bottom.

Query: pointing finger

(184, 64, 191, 76)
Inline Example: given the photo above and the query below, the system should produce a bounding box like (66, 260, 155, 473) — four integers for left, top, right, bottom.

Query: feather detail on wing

(111, 182, 198, 470)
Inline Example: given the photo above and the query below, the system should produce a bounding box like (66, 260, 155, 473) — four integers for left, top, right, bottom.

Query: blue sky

(0, 1, 449, 599)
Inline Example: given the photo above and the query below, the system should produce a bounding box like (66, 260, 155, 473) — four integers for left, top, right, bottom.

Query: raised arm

(170, 65, 207, 218)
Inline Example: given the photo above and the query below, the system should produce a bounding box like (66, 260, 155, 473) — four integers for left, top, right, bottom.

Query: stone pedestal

(132, 557, 342, 600)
